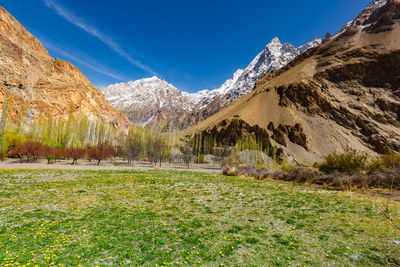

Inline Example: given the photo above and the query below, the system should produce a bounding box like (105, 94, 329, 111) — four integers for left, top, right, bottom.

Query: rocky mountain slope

(0, 6, 130, 130)
(102, 37, 322, 127)
(192, 0, 400, 163)
(102, 77, 192, 127)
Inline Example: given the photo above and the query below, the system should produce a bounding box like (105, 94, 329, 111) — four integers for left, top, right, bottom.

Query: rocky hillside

(193, 0, 400, 163)
(102, 37, 322, 127)
(0, 6, 130, 130)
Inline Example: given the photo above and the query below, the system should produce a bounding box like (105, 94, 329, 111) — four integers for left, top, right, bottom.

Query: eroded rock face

(201, 118, 271, 148)
(274, 49, 400, 153)
(284, 124, 309, 151)
(0, 6, 130, 130)
(198, 118, 311, 162)
(363, 0, 400, 33)
(200, 118, 287, 162)
(194, 0, 400, 163)
(267, 122, 309, 151)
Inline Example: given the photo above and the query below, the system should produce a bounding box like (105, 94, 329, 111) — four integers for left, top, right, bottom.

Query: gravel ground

(0, 159, 222, 173)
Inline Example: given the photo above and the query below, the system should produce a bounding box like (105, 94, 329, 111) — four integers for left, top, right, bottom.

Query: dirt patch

(0, 159, 222, 173)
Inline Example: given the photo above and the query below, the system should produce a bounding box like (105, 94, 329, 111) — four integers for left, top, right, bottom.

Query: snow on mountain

(195, 37, 322, 107)
(102, 76, 193, 127)
(102, 37, 322, 127)
(102, 76, 187, 110)
(298, 37, 324, 54)
(335, 0, 388, 37)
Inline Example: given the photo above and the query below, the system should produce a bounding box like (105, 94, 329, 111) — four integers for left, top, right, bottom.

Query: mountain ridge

(102, 37, 322, 127)
(191, 0, 400, 163)
(0, 6, 131, 131)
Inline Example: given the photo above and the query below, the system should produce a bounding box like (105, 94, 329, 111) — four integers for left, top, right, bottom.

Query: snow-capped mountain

(192, 37, 322, 109)
(102, 37, 322, 127)
(102, 77, 193, 127)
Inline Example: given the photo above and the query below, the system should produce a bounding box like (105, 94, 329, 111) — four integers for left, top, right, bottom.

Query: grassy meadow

(0, 169, 399, 266)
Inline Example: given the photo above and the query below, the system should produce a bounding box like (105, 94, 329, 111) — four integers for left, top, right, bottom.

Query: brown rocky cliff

(192, 0, 400, 163)
(0, 6, 130, 130)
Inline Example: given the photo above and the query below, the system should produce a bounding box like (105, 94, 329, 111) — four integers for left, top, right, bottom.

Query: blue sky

(1, 0, 370, 92)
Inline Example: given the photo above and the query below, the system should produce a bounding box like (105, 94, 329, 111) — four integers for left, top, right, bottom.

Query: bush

(223, 165, 271, 179)
(9, 141, 47, 162)
(1, 132, 26, 160)
(256, 167, 271, 180)
(366, 157, 384, 172)
(198, 154, 205, 164)
(379, 153, 400, 169)
(317, 148, 369, 174)
(222, 149, 400, 191)
(222, 166, 236, 176)
(88, 143, 113, 165)
(9, 143, 26, 162)
(236, 165, 258, 177)
(65, 147, 86, 165)
(222, 162, 400, 190)
(53, 147, 65, 161)
(223, 165, 257, 177)
(42, 145, 56, 164)
(282, 167, 320, 183)
(328, 172, 400, 190)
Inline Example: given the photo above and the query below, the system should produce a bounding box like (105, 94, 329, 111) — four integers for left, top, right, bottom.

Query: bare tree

(124, 131, 142, 166)
(179, 137, 195, 168)
(212, 146, 233, 167)
(152, 136, 166, 167)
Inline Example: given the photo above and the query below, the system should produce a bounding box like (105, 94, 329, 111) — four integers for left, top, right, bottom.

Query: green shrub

(364, 153, 400, 172)
(380, 153, 400, 169)
(1, 132, 26, 160)
(198, 153, 205, 164)
(365, 157, 384, 172)
(318, 148, 369, 174)
(280, 162, 296, 173)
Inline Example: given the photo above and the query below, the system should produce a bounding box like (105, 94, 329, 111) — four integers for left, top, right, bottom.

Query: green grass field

(0, 169, 399, 266)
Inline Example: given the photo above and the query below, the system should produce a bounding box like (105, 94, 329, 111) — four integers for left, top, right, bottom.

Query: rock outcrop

(192, 0, 400, 163)
(0, 6, 130, 130)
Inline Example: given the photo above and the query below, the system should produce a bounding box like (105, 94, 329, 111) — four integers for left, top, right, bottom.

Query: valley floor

(0, 169, 399, 266)
(0, 159, 222, 173)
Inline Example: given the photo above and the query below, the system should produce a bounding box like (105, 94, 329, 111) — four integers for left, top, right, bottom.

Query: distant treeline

(2, 102, 280, 167)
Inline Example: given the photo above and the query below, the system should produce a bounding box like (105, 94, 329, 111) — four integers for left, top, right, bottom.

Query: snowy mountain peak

(102, 36, 322, 127)
(336, 0, 389, 37)
(269, 37, 281, 45)
(265, 37, 284, 53)
(298, 37, 323, 54)
(103, 76, 181, 98)
(132, 76, 172, 89)
(148, 76, 162, 81)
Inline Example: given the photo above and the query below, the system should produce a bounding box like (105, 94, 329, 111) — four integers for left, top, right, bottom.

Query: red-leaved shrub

(88, 143, 113, 165)
(65, 147, 86, 165)
(9, 141, 47, 162)
(53, 147, 65, 161)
